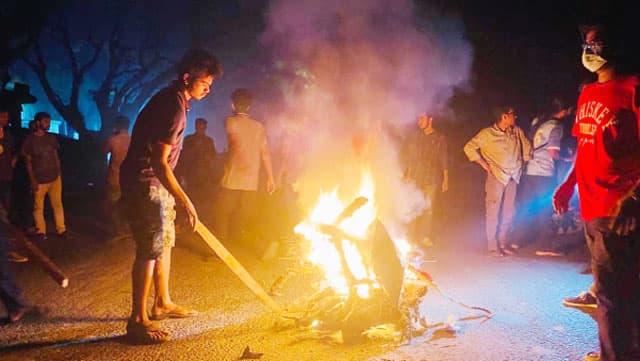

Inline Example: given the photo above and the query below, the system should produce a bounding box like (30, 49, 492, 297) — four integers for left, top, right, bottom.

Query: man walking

(464, 106, 531, 256)
(553, 22, 640, 361)
(212, 88, 275, 254)
(21, 112, 66, 240)
(102, 115, 131, 240)
(120, 49, 222, 344)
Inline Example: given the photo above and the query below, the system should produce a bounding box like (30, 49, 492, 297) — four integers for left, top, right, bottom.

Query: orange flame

(294, 166, 380, 298)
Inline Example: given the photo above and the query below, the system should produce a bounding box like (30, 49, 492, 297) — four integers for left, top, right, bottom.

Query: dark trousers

(410, 184, 437, 244)
(516, 174, 556, 247)
(211, 188, 259, 247)
(586, 217, 640, 361)
(0, 228, 27, 316)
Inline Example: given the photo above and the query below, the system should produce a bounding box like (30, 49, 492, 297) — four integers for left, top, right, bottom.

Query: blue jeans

(586, 217, 640, 361)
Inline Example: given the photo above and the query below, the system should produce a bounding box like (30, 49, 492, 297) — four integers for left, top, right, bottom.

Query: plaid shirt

(403, 130, 448, 187)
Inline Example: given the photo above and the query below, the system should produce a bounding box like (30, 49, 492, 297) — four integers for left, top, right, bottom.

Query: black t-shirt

(120, 82, 187, 191)
(21, 132, 60, 184)
(179, 133, 216, 180)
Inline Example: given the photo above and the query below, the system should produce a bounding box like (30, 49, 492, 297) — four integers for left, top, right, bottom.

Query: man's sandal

(125, 322, 171, 344)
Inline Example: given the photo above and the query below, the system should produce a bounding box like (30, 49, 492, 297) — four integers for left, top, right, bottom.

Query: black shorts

(122, 185, 176, 260)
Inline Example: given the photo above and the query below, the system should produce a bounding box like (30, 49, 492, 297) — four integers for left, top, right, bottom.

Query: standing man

(22, 112, 66, 241)
(212, 88, 275, 254)
(553, 23, 640, 361)
(464, 106, 531, 256)
(403, 114, 448, 248)
(102, 115, 131, 240)
(517, 99, 572, 253)
(120, 49, 222, 344)
(0, 224, 30, 323)
(177, 117, 217, 219)
(0, 111, 27, 263)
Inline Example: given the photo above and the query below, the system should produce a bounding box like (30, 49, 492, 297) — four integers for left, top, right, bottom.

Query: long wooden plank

(195, 221, 282, 312)
(0, 210, 69, 288)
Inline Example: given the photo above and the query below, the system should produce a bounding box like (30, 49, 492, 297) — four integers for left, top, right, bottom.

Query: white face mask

(582, 49, 607, 73)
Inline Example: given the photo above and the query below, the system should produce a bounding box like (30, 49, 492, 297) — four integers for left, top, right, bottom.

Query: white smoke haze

(260, 0, 473, 236)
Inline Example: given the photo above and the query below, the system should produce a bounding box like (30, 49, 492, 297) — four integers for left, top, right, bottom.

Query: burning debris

(270, 169, 491, 344)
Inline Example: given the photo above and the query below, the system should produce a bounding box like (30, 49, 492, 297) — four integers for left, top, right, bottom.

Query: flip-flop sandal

(126, 322, 171, 344)
(150, 306, 198, 321)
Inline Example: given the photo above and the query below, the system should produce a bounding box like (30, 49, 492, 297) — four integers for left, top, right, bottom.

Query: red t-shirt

(572, 76, 640, 221)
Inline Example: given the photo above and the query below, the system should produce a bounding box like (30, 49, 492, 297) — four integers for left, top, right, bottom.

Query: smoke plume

(260, 0, 473, 237)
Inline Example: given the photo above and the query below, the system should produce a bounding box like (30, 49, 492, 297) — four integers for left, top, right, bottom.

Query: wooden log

(194, 221, 283, 312)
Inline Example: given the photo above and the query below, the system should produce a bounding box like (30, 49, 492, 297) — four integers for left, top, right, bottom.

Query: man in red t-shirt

(553, 23, 640, 361)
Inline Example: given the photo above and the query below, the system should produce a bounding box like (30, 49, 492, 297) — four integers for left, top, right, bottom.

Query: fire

(294, 166, 380, 298)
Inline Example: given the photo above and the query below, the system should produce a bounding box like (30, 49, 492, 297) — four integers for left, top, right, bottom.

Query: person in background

(464, 106, 531, 256)
(21, 112, 66, 241)
(102, 115, 131, 240)
(403, 114, 448, 248)
(0, 110, 27, 263)
(177, 117, 217, 221)
(513, 98, 572, 254)
(212, 88, 275, 256)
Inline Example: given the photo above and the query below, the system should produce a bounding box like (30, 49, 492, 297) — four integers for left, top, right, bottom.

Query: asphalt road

(0, 207, 598, 361)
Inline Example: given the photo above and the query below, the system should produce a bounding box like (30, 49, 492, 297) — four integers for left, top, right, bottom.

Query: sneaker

(584, 351, 600, 361)
(535, 249, 565, 257)
(8, 251, 28, 263)
(563, 292, 597, 309)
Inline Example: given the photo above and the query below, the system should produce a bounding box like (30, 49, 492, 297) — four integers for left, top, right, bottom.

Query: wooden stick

(195, 221, 282, 312)
(0, 211, 69, 288)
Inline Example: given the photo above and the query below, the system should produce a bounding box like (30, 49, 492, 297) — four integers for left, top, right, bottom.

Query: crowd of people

(1, 19, 639, 361)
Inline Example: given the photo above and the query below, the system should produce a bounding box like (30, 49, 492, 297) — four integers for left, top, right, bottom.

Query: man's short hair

(231, 88, 253, 112)
(195, 117, 208, 125)
(176, 49, 223, 80)
(492, 105, 513, 120)
(114, 115, 130, 130)
(34, 112, 51, 122)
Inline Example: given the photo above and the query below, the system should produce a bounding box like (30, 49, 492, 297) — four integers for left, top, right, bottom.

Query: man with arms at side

(212, 88, 275, 255)
(553, 22, 640, 361)
(177, 117, 217, 220)
(102, 115, 131, 240)
(403, 114, 448, 248)
(120, 50, 222, 344)
(22, 112, 66, 241)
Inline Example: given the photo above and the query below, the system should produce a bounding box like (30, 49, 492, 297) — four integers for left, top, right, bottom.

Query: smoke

(260, 0, 473, 236)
